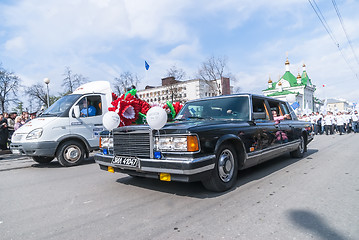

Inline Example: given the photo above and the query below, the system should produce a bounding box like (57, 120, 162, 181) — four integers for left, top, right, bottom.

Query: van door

(70, 95, 104, 148)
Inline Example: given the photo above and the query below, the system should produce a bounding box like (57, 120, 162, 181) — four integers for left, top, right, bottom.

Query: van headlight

(26, 128, 43, 140)
(154, 135, 199, 152)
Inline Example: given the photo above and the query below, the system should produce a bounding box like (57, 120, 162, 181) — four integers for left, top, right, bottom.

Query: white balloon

(286, 94, 296, 103)
(146, 106, 168, 130)
(103, 111, 120, 130)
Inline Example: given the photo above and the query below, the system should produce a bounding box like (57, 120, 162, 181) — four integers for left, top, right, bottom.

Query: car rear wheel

(290, 135, 305, 158)
(202, 144, 238, 192)
(32, 156, 54, 164)
(56, 140, 85, 167)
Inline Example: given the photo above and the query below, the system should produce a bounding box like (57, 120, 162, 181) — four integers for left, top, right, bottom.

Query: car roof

(186, 93, 287, 103)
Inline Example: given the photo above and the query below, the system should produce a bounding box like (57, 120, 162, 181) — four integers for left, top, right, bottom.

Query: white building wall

(186, 80, 200, 101)
(137, 79, 224, 104)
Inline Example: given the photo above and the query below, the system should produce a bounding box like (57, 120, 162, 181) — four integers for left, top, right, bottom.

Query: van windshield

(41, 94, 81, 117)
(175, 96, 250, 121)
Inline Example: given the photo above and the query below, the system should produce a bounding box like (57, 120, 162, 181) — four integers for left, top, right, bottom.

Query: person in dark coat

(0, 113, 9, 150)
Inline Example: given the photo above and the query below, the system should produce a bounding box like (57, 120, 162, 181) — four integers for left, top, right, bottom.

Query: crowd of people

(298, 110, 359, 135)
(0, 111, 36, 150)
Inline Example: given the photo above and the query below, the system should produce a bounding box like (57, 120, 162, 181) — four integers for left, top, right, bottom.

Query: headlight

(154, 135, 199, 152)
(26, 128, 43, 140)
(100, 136, 113, 149)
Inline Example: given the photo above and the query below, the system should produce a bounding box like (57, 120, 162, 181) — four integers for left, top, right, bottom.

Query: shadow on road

(31, 157, 95, 168)
(233, 148, 318, 190)
(287, 209, 347, 240)
(114, 149, 319, 198)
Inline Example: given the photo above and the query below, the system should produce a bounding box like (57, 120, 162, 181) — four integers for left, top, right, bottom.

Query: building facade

(326, 99, 350, 112)
(137, 77, 232, 104)
(262, 58, 319, 114)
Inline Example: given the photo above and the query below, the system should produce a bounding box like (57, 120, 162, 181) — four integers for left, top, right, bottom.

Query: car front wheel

(56, 141, 85, 167)
(202, 144, 238, 192)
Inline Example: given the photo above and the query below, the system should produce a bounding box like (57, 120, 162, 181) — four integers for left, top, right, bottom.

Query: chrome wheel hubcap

(65, 146, 81, 162)
(218, 149, 235, 183)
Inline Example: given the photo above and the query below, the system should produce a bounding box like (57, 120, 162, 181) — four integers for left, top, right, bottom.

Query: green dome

(281, 71, 298, 87)
(263, 71, 298, 90)
(301, 71, 312, 86)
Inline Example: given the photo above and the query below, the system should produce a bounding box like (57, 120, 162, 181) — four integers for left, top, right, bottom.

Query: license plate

(12, 149, 21, 155)
(111, 156, 139, 168)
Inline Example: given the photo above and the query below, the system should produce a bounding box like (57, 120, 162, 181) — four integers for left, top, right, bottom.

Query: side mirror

(74, 105, 80, 118)
(252, 112, 266, 120)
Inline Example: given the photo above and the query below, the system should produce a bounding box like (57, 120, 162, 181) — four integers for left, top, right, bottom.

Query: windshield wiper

(187, 116, 204, 119)
(174, 116, 214, 121)
(188, 116, 214, 120)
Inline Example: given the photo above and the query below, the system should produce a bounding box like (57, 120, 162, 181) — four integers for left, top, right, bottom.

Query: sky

(1, 0, 359, 111)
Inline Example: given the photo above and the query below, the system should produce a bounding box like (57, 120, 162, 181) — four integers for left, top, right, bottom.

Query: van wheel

(32, 156, 54, 164)
(290, 135, 305, 158)
(202, 144, 238, 192)
(56, 141, 85, 167)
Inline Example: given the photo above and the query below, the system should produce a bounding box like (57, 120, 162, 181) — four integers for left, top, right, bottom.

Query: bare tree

(62, 67, 88, 94)
(113, 71, 140, 96)
(166, 65, 186, 80)
(25, 82, 60, 107)
(197, 55, 229, 95)
(25, 83, 48, 107)
(167, 84, 179, 103)
(0, 64, 21, 112)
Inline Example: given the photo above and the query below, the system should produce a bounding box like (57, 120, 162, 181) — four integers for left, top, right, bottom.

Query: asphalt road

(0, 133, 358, 240)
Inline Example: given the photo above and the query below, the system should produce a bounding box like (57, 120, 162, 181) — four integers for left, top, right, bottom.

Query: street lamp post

(44, 78, 50, 108)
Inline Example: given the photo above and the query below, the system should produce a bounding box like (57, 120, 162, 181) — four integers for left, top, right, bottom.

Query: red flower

(172, 102, 183, 115)
(112, 92, 118, 101)
(108, 91, 151, 126)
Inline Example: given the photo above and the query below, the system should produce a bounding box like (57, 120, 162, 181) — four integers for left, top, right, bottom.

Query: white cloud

(5, 36, 25, 53)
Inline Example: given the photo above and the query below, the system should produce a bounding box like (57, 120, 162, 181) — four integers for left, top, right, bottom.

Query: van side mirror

(252, 112, 266, 120)
(74, 105, 80, 118)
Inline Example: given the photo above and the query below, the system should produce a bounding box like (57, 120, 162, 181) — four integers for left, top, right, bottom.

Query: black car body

(95, 94, 313, 192)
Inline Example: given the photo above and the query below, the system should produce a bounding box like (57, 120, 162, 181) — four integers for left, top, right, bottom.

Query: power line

(308, 0, 338, 46)
(332, 0, 359, 66)
(308, 0, 359, 80)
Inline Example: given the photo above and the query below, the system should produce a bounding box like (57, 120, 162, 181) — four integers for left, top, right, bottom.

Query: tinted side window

(252, 97, 270, 120)
(280, 103, 292, 120)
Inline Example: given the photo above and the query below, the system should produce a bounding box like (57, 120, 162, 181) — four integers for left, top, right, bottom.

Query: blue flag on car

(291, 101, 300, 110)
(145, 61, 150, 70)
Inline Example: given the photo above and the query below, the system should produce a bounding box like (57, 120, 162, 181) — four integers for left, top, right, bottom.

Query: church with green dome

(262, 58, 320, 114)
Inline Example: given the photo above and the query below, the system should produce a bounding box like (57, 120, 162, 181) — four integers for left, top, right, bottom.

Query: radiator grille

(113, 131, 151, 158)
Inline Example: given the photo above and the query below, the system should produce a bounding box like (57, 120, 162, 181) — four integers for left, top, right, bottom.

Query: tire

(202, 144, 238, 192)
(290, 135, 305, 158)
(32, 156, 54, 164)
(56, 140, 85, 167)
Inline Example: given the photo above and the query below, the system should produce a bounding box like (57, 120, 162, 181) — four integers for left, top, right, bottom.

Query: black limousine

(95, 94, 313, 192)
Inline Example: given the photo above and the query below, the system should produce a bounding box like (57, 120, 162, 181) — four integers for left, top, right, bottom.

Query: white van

(10, 81, 113, 166)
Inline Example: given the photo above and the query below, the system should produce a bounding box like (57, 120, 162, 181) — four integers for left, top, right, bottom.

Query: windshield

(42, 94, 81, 116)
(175, 96, 250, 121)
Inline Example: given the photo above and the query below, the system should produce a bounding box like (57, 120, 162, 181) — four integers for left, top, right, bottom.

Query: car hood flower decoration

(108, 89, 150, 127)
(108, 89, 183, 127)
